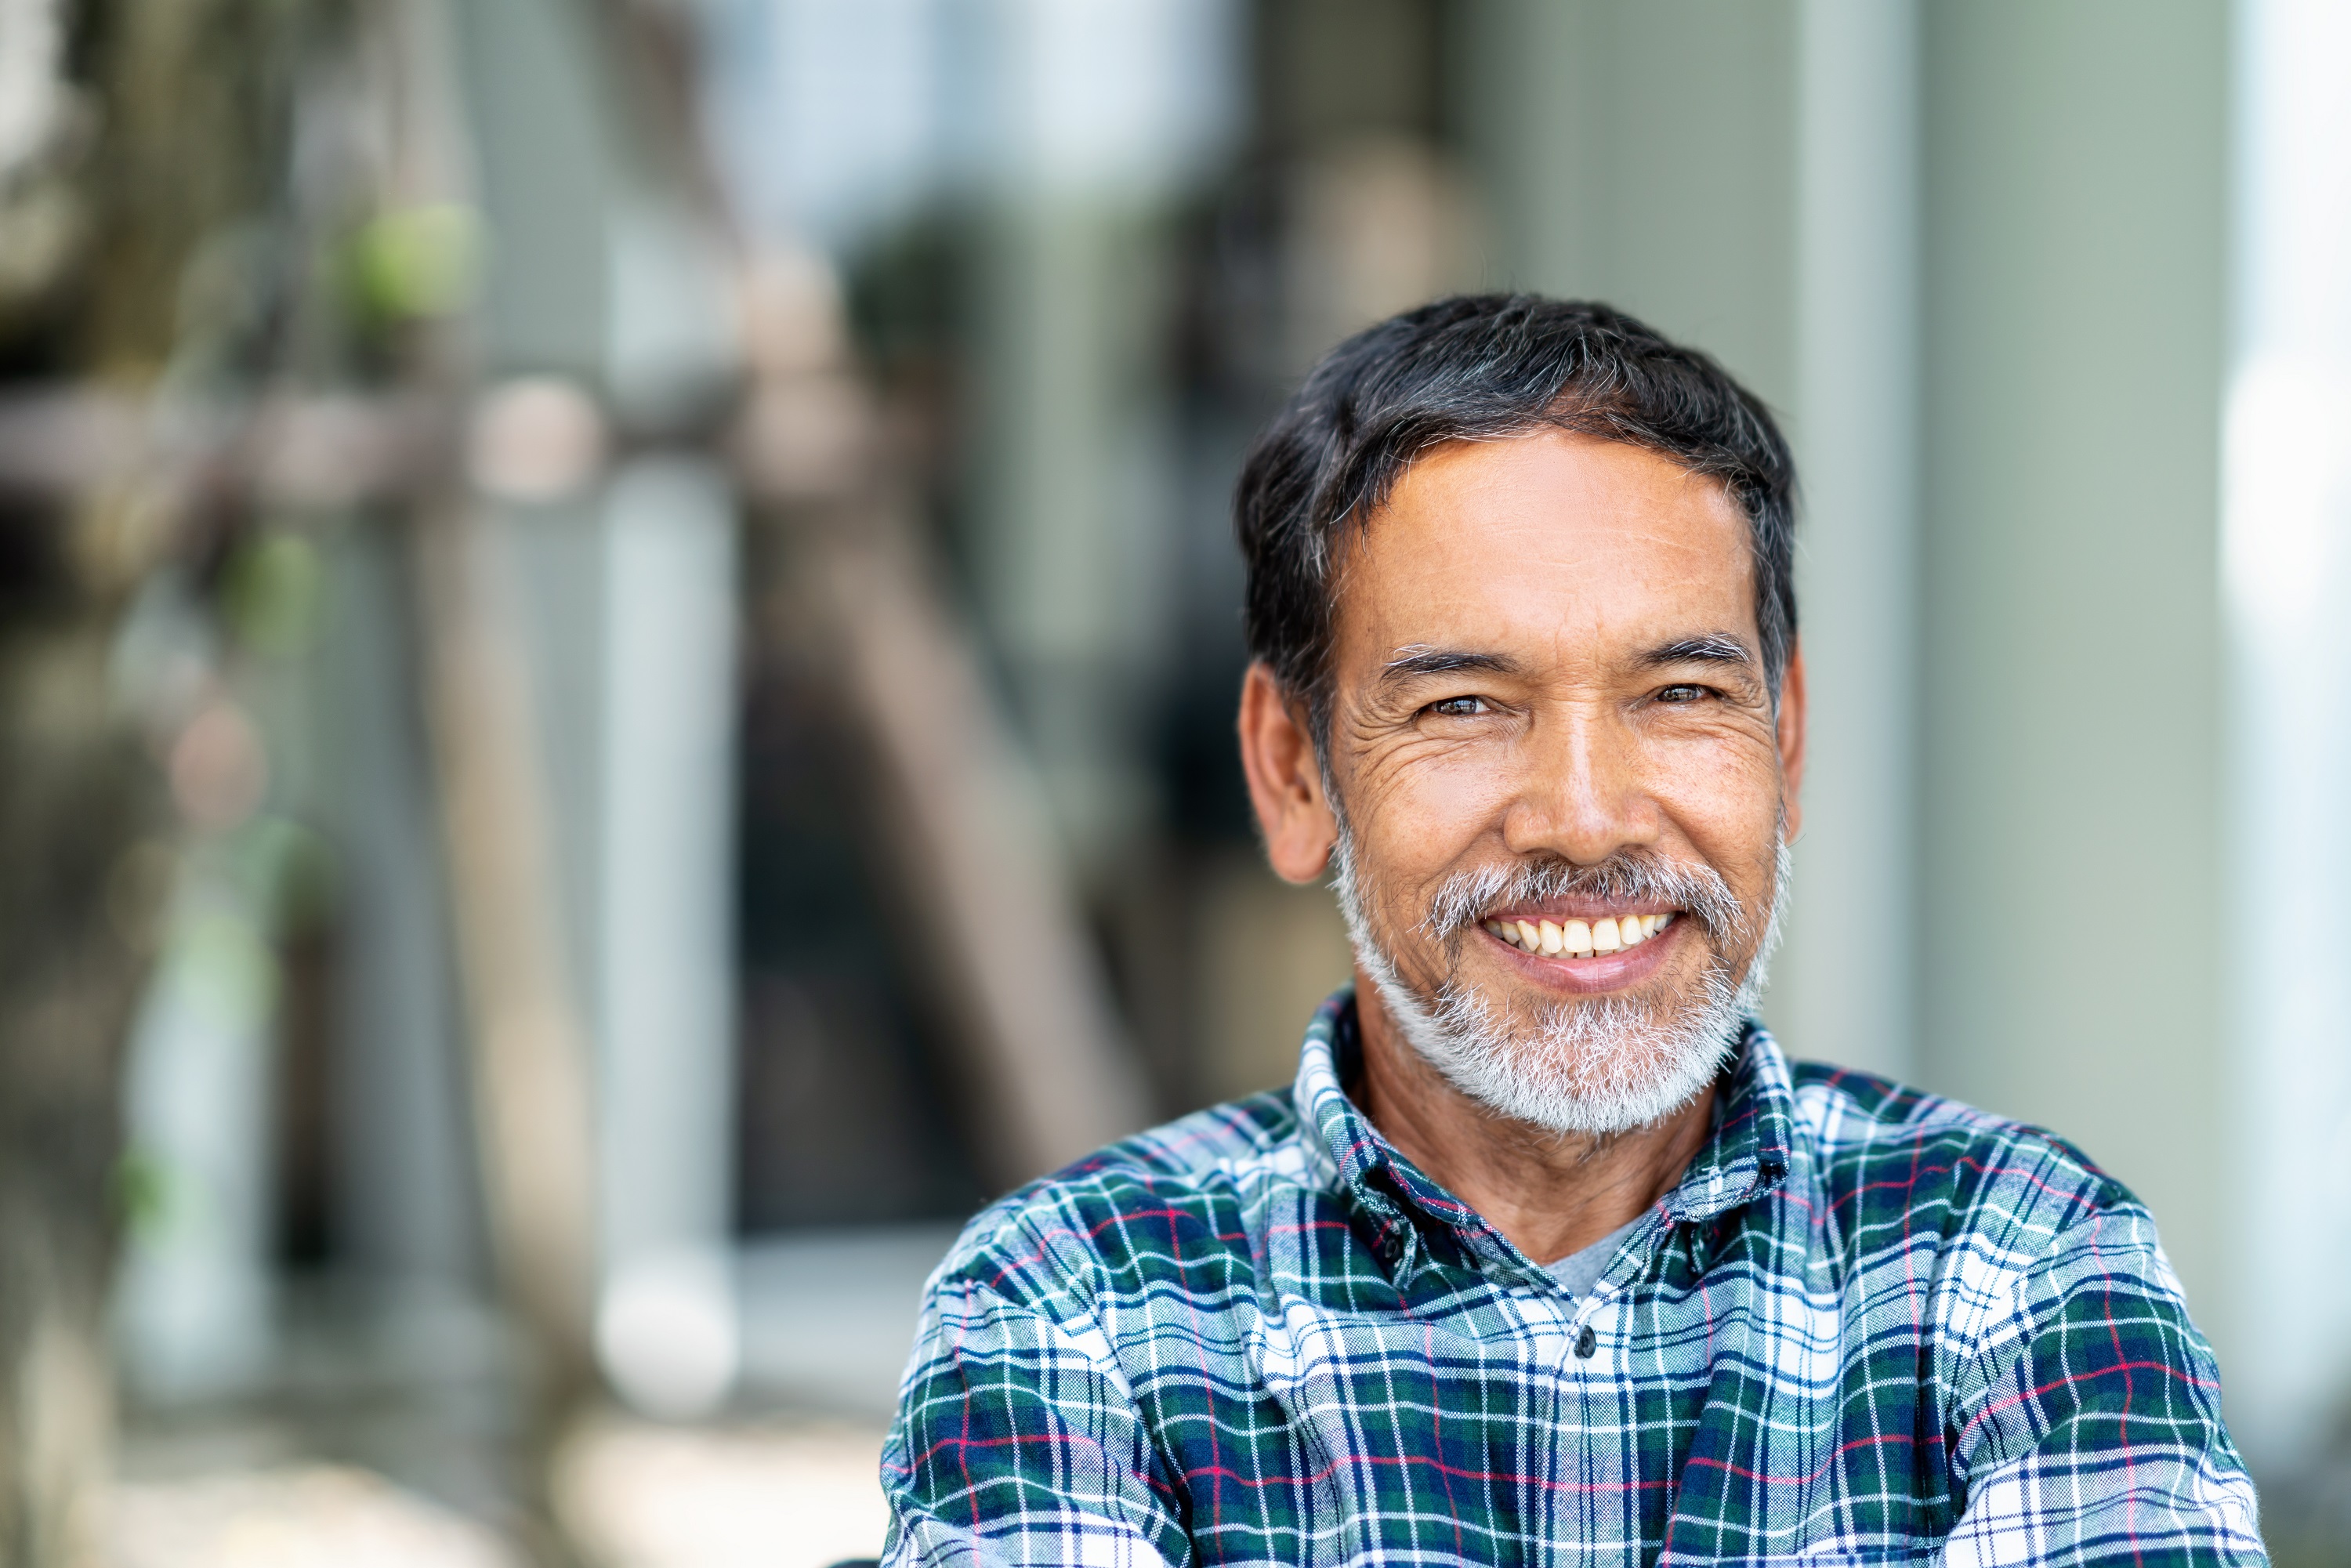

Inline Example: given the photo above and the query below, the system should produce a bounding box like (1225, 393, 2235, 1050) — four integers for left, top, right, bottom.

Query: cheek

(1650, 738, 1785, 871)
(1349, 748, 1510, 876)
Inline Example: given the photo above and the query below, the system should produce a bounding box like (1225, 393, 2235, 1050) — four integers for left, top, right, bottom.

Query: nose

(1498, 698, 1662, 865)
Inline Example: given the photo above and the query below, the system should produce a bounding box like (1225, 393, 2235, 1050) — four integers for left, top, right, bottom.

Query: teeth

(1482, 912, 1676, 958)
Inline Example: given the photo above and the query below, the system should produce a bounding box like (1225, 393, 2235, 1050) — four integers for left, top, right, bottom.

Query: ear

(1776, 639, 1809, 843)
(1237, 661, 1340, 883)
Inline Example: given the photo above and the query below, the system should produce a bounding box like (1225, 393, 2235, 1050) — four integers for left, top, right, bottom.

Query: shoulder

(922, 1088, 1306, 1317)
(1784, 1059, 2154, 1270)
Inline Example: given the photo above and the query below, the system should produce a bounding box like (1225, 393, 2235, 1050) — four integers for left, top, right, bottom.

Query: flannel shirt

(883, 989, 2264, 1565)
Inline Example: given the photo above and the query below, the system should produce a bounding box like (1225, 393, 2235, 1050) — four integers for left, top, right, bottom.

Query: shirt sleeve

(1942, 1204, 2268, 1567)
(882, 1268, 1189, 1568)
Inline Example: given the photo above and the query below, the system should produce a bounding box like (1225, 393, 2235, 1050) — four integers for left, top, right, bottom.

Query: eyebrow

(1375, 647, 1523, 692)
(1371, 635, 1758, 694)
(1639, 633, 1757, 672)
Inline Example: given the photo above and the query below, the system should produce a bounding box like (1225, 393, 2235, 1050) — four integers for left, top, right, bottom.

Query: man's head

(1234, 295, 1806, 1136)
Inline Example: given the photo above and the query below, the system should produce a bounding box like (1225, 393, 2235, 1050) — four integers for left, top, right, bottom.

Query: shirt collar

(1292, 986, 1795, 1258)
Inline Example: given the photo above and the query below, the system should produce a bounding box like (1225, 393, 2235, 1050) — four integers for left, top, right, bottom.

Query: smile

(1481, 911, 1676, 958)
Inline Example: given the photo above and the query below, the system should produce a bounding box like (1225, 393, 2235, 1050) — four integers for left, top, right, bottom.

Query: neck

(1349, 968, 1719, 1263)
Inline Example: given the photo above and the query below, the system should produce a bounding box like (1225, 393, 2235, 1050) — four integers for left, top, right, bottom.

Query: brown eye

(1657, 684, 1708, 704)
(1428, 696, 1487, 717)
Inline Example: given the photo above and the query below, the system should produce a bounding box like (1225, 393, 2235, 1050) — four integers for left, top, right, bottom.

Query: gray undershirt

(1544, 1215, 1643, 1299)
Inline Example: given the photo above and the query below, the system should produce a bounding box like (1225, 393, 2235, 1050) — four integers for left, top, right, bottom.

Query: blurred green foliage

(222, 530, 323, 659)
(345, 203, 480, 326)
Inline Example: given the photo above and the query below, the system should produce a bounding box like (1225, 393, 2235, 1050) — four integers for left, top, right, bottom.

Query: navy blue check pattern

(882, 989, 2263, 1565)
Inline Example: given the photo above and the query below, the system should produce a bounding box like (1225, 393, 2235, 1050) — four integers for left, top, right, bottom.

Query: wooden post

(407, 493, 600, 1404)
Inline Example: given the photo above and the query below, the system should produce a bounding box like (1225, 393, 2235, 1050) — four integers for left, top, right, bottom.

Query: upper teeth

(1483, 912, 1674, 957)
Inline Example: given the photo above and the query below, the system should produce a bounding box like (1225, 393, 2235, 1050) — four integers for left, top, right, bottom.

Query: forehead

(1332, 429, 1756, 661)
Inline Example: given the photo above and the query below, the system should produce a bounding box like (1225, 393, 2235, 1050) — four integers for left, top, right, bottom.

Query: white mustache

(1415, 852, 1753, 950)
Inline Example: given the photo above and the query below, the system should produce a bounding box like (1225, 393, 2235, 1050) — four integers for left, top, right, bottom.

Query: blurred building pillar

(2222, 0, 2351, 1472)
(114, 852, 281, 1398)
(591, 458, 741, 1418)
(1917, 1, 2229, 1324)
(967, 0, 1241, 878)
(1780, 0, 1919, 1085)
(322, 523, 485, 1298)
(971, 201, 1173, 872)
(447, 0, 743, 1414)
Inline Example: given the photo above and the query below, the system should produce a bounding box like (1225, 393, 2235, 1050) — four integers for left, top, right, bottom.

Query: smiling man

(882, 298, 2264, 1565)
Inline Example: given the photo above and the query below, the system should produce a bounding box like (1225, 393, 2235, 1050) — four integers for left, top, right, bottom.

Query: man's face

(1313, 429, 1803, 1132)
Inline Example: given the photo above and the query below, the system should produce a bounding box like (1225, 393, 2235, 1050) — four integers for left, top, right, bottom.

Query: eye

(1656, 683, 1710, 704)
(1425, 695, 1489, 718)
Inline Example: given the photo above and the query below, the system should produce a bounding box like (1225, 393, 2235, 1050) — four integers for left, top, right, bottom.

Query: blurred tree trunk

(0, 0, 315, 1556)
(0, 620, 161, 1566)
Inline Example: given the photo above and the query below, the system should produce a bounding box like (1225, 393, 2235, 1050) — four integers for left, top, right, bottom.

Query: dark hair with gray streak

(1235, 295, 1799, 733)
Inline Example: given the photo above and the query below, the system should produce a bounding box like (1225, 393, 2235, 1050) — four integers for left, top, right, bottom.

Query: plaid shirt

(884, 990, 2263, 1565)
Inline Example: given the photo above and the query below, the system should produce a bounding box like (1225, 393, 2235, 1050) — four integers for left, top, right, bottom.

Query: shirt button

(1574, 1324, 1598, 1359)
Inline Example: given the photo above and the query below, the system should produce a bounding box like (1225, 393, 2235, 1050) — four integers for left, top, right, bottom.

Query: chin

(1432, 990, 1737, 1136)
(1363, 951, 1750, 1137)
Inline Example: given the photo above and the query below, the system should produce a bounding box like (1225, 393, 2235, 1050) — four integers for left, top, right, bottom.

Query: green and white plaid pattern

(883, 989, 2263, 1565)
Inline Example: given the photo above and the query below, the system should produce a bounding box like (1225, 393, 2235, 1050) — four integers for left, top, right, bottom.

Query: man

(882, 297, 2263, 1564)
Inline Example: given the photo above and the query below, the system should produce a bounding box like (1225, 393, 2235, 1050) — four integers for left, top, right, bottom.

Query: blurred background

(0, 0, 2346, 1563)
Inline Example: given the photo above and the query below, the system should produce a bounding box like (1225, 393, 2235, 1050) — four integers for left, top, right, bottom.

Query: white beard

(1333, 833, 1791, 1138)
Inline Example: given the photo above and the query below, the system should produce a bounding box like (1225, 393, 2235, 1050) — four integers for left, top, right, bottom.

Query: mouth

(1480, 908, 1679, 958)
(1470, 904, 1686, 994)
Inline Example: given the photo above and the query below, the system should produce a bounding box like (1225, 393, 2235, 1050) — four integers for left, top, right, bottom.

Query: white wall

(2222, 0, 2351, 1472)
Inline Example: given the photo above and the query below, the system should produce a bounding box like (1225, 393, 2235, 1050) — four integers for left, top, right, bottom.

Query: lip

(1476, 915, 1685, 995)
